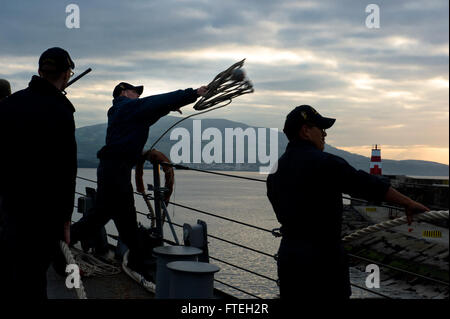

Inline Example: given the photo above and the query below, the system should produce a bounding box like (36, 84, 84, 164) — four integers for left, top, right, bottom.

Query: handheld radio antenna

(66, 67, 92, 88)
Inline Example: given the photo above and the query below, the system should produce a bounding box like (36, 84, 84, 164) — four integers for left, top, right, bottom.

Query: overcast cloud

(0, 0, 448, 164)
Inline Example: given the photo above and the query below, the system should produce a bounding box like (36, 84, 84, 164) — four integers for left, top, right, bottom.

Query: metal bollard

(167, 261, 220, 299)
(78, 187, 108, 254)
(183, 220, 209, 262)
(152, 245, 202, 298)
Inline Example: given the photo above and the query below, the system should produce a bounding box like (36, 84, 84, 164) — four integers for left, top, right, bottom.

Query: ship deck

(47, 263, 154, 299)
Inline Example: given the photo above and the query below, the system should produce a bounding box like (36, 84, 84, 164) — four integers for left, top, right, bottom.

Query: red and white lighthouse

(370, 144, 382, 175)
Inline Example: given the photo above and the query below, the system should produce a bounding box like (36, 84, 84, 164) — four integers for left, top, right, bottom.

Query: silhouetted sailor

(0, 78, 11, 101)
(71, 81, 208, 278)
(267, 105, 429, 300)
(0, 48, 77, 299)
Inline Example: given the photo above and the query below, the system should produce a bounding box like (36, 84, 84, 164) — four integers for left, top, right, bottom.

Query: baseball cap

(38, 47, 75, 72)
(113, 82, 144, 98)
(283, 105, 336, 141)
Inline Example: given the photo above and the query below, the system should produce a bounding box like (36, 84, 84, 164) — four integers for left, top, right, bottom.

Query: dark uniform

(267, 106, 390, 300)
(0, 78, 11, 101)
(0, 75, 77, 299)
(71, 86, 200, 273)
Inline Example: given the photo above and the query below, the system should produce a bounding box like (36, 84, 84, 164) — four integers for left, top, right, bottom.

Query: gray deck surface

(47, 263, 154, 299)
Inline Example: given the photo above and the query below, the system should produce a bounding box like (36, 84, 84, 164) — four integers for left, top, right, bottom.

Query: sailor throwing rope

(70, 80, 208, 280)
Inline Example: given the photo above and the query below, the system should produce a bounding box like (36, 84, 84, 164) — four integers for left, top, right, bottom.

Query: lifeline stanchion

(143, 192, 276, 235)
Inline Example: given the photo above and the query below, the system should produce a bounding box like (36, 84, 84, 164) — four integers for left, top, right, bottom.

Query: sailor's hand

(63, 221, 71, 245)
(404, 200, 430, 225)
(196, 86, 208, 97)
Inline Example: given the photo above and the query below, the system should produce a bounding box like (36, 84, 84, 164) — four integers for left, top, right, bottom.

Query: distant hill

(76, 116, 449, 176)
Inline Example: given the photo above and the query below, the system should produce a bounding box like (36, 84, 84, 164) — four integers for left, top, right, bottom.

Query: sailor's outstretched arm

(135, 86, 208, 125)
(384, 187, 430, 225)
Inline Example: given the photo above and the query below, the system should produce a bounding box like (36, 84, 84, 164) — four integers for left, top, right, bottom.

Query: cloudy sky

(1, 0, 448, 164)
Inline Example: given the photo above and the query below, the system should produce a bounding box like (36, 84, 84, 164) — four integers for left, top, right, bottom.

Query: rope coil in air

(149, 59, 253, 150)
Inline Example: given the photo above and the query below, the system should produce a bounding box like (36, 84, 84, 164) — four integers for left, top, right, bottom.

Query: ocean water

(74, 168, 439, 299)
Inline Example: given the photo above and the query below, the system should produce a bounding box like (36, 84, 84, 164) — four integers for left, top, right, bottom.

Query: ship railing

(74, 165, 448, 299)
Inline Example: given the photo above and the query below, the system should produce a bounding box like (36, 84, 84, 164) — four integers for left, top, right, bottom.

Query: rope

(59, 240, 88, 299)
(141, 191, 156, 228)
(121, 250, 155, 294)
(342, 210, 449, 242)
(149, 59, 253, 150)
(70, 247, 121, 277)
(74, 175, 448, 298)
(193, 59, 253, 111)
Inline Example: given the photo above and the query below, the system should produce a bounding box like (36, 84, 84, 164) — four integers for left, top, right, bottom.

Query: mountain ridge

(75, 116, 449, 176)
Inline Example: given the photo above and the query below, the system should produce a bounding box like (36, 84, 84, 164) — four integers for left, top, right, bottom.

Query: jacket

(97, 88, 198, 163)
(266, 139, 390, 245)
(0, 75, 77, 229)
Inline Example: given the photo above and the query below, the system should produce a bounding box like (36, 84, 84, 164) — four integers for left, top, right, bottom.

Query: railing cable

(166, 163, 266, 183)
(350, 283, 392, 299)
(213, 279, 263, 299)
(75, 175, 447, 299)
(209, 256, 277, 283)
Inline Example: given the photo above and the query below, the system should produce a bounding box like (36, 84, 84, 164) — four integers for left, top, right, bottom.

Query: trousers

(0, 212, 58, 300)
(71, 159, 144, 271)
(277, 237, 351, 300)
